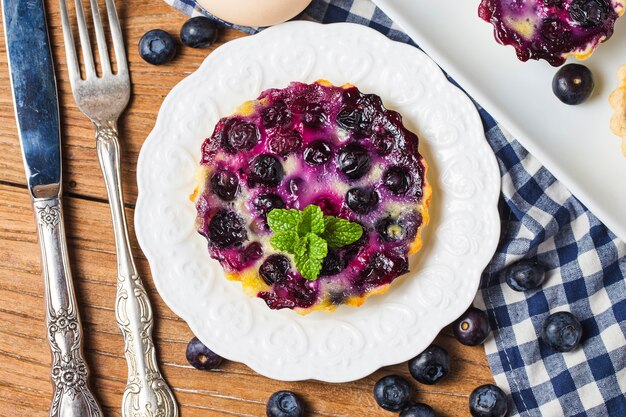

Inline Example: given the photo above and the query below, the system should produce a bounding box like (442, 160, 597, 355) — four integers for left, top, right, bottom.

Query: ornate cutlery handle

(95, 121, 178, 417)
(33, 198, 103, 417)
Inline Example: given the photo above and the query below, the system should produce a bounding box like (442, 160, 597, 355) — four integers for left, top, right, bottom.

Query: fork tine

(74, 0, 96, 78)
(58, 0, 81, 87)
(89, 0, 112, 75)
(105, 0, 128, 75)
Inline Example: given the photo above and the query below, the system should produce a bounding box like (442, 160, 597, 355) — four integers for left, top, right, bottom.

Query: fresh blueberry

(384, 166, 412, 195)
(373, 375, 413, 411)
(400, 403, 436, 417)
(139, 29, 177, 65)
(266, 390, 304, 417)
(210, 170, 239, 201)
(268, 129, 302, 156)
(180, 16, 219, 48)
(248, 154, 284, 187)
(222, 119, 260, 153)
(301, 103, 326, 128)
(453, 307, 491, 346)
(346, 187, 379, 214)
(207, 210, 247, 248)
(337, 143, 371, 180)
(552, 64, 594, 105)
(262, 101, 292, 128)
(569, 0, 611, 27)
(505, 260, 547, 291)
(185, 336, 223, 370)
(253, 193, 285, 217)
(259, 254, 291, 285)
(303, 140, 332, 166)
(408, 345, 449, 385)
(469, 384, 509, 417)
(320, 250, 346, 276)
(541, 311, 583, 352)
(376, 217, 406, 242)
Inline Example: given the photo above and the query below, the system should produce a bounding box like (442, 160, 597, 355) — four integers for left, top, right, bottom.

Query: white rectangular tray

(373, 0, 626, 242)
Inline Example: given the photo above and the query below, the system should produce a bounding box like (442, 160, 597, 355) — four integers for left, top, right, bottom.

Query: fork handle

(95, 121, 178, 417)
(33, 198, 103, 417)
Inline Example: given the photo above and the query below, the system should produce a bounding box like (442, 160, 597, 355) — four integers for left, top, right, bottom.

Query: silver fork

(58, 1, 178, 416)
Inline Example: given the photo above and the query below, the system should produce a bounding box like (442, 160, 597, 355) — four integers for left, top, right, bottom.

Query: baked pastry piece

(193, 81, 431, 314)
(478, 0, 624, 66)
(609, 64, 626, 156)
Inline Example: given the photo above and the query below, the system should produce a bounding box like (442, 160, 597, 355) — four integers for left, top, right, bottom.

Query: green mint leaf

(298, 205, 325, 236)
(322, 216, 364, 248)
(294, 233, 328, 280)
(270, 231, 299, 254)
(268, 209, 302, 233)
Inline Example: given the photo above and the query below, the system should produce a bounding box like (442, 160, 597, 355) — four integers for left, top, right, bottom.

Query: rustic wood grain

(0, 1, 494, 416)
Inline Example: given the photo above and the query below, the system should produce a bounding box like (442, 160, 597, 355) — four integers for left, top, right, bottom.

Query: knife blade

(2, 1, 103, 416)
(3, 0, 61, 199)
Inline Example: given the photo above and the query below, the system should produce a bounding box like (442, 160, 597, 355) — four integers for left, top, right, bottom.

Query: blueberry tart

(478, 0, 624, 66)
(192, 81, 431, 314)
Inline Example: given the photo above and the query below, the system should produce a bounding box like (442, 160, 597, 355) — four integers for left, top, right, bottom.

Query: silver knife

(2, 1, 103, 416)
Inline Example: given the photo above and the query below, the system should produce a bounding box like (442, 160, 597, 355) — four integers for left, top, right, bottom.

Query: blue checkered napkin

(162, 0, 626, 415)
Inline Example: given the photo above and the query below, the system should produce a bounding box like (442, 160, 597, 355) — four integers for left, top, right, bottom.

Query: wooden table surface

(0, 1, 494, 416)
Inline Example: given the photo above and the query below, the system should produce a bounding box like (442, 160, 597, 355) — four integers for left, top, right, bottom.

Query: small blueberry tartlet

(192, 81, 431, 314)
(478, 0, 624, 66)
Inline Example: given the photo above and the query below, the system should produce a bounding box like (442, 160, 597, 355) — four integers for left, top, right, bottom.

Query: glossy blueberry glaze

(195, 81, 430, 313)
(478, 0, 624, 66)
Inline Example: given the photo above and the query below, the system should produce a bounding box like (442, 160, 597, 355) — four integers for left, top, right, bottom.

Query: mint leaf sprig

(267, 205, 363, 281)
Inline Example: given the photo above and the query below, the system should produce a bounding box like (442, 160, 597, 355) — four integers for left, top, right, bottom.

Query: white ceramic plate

(135, 21, 501, 382)
(372, 0, 626, 242)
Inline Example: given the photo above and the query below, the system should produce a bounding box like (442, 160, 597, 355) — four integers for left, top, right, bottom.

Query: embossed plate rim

(135, 21, 501, 382)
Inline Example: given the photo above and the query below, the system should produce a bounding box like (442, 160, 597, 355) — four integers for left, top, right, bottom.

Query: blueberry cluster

(139, 16, 220, 65)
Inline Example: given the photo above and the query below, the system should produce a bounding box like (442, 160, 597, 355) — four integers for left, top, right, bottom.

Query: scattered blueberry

(541, 311, 583, 352)
(336, 106, 363, 131)
(259, 254, 291, 285)
(262, 101, 292, 128)
(346, 187, 379, 214)
(569, 0, 611, 28)
(266, 390, 304, 417)
(505, 260, 547, 291)
(320, 250, 346, 276)
(302, 103, 326, 128)
(207, 210, 247, 248)
(453, 307, 491, 346)
(180, 16, 219, 48)
(337, 143, 371, 180)
(139, 29, 177, 65)
(469, 384, 509, 417)
(552, 64, 594, 105)
(248, 154, 284, 187)
(254, 193, 285, 217)
(408, 345, 449, 385)
(373, 375, 413, 411)
(400, 403, 436, 417)
(210, 170, 239, 201)
(185, 336, 223, 370)
(384, 166, 412, 195)
(303, 140, 332, 166)
(221, 119, 260, 154)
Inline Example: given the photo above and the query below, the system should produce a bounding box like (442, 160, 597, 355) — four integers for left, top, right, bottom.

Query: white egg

(197, 0, 313, 27)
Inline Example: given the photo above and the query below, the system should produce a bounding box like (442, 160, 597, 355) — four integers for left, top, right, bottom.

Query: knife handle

(33, 198, 103, 417)
(95, 121, 178, 417)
